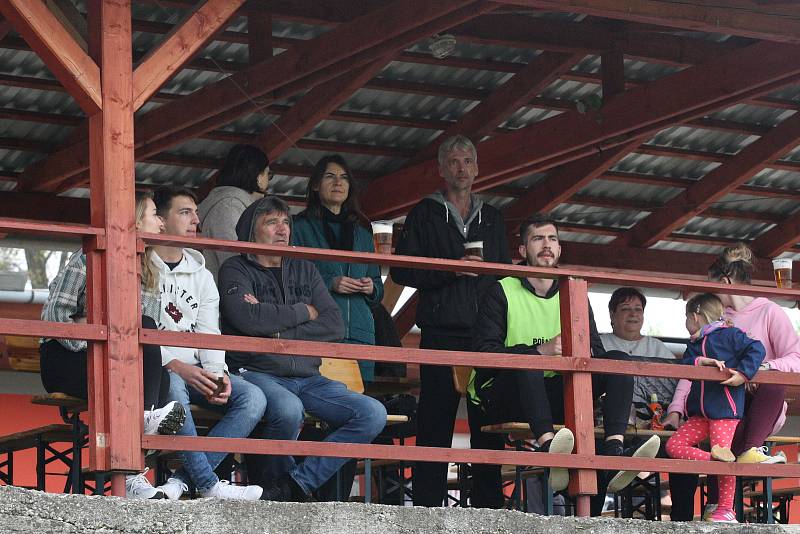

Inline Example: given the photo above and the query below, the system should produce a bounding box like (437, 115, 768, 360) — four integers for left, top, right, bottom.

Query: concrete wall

(0, 486, 797, 533)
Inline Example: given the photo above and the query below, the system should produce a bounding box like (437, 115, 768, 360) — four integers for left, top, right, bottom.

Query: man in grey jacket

(219, 196, 387, 502)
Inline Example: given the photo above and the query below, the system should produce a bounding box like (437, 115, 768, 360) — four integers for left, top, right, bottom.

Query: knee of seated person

(266, 394, 305, 428)
(234, 381, 267, 418)
(359, 396, 388, 437)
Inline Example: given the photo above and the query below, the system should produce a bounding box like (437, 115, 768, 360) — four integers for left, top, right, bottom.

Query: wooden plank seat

(27, 392, 90, 493)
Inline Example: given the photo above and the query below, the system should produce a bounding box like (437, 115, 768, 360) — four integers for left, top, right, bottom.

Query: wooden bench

(0, 423, 81, 492)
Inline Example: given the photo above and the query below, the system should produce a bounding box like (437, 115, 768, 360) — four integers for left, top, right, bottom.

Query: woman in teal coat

(292, 154, 384, 380)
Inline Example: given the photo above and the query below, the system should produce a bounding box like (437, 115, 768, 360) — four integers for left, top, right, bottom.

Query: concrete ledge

(0, 486, 797, 533)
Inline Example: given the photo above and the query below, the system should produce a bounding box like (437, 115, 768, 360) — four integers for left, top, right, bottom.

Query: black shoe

(601, 438, 625, 457)
(260, 475, 311, 502)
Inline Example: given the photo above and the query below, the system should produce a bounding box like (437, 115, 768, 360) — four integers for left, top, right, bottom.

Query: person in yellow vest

(468, 214, 660, 515)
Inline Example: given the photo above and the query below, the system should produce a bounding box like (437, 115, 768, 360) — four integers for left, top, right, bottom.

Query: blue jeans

(167, 369, 267, 491)
(241, 371, 387, 494)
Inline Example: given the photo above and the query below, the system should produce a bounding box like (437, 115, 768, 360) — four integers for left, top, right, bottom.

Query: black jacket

(219, 198, 345, 377)
(390, 194, 511, 337)
(472, 278, 605, 386)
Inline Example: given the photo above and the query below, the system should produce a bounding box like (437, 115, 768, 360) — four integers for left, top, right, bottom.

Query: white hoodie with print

(150, 248, 226, 370)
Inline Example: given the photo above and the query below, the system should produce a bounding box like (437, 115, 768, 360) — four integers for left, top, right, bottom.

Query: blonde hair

(686, 293, 725, 326)
(708, 243, 754, 284)
(135, 192, 159, 291)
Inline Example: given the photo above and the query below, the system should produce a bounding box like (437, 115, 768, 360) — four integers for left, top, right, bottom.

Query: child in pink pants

(666, 293, 765, 523)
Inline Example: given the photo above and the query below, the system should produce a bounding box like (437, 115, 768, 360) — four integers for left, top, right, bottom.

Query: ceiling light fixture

(429, 34, 457, 59)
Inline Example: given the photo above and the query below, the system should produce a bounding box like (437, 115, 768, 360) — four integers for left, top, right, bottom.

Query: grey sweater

(219, 198, 345, 377)
(197, 186, 255, 283)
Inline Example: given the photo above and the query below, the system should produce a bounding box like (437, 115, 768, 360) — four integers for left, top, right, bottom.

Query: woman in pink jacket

(664, 243, 800, 521)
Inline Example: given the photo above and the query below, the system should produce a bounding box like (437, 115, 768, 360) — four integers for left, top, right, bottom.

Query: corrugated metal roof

(0, 4, 797, 257)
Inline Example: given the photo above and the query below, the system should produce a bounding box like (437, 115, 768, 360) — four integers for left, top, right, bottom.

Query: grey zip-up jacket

(219, 198, 345, 377)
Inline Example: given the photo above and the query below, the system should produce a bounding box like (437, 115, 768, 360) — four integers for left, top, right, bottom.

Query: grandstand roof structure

(0, 0, 799, 283)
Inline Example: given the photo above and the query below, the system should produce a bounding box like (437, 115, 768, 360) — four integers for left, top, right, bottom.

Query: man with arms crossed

(219, 196, 387, 502)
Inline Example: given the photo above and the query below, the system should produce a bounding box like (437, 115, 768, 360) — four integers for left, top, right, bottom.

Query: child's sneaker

(706, 508, 737, 523)
(737, 446, 786, 464)
(144, 401, 186, 435)
(126, 468, 165, 499)
(710, 444, 736, 462)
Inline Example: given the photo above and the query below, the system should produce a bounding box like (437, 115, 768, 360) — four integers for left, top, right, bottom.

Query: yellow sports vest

(500, 277, 561, 377)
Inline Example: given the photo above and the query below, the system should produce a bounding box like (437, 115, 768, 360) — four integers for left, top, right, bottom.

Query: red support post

(559, 277, 596, 516)
(87, 0, 141, 489)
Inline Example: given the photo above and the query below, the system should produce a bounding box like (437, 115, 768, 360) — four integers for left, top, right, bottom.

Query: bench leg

(364, 458, 372, 504)
(36, 438, 46, 491)
(0, 451, 13, 486)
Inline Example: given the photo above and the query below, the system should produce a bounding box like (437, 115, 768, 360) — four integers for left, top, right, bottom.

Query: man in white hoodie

(150, 186, 267, 501)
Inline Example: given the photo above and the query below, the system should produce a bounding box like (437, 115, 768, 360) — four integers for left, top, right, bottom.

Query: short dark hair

(608, 287, 647, 314)
(153, 186, 197, 218)
(305, 154, 364, 224)
(518, 214, 559, 244)
(217, 144, 269, 193)
(256, 196, 291, 218)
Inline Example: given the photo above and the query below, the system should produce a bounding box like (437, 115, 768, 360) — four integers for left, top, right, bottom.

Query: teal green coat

(291, 214, 384, 348)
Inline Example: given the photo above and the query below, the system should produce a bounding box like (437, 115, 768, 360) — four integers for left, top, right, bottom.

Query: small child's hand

(697, 357, 726, 371)
(721, 369, 746, 387)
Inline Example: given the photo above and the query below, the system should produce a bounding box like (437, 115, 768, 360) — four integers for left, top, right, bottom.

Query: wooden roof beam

(753, 209, 800, 258)
(132, 0, 245, 110)
(259, 57, 390, 161)
(361, 41, 800, 219)
(502, 0, 800, 44)
(0, 0, 100, 114)
(21, 0, 490, 193)
(622, 112, 800, 248)
(502, 139, 643, 226)
(408, 51, 582, 165)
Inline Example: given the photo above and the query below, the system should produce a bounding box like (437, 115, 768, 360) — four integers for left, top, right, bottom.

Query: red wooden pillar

(560, 277, 596, 516)
(86, 0, 141, 494)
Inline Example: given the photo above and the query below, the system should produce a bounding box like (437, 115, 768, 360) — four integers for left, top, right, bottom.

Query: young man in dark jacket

(218, 196, 387, 502)
(390, 135, 511, 508)
(469, 214, 660, 515)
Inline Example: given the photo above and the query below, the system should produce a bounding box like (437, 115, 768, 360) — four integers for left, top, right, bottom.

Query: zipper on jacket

(723, 386, 738, 417)
(700, 381, 707, 419)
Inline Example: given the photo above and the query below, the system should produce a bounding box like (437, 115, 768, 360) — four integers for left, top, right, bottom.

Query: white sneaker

(144, 401, 186, 435)
(157, 476, 188, 501)
(199, 480, 263, 501)
(126, 468, 165, 499)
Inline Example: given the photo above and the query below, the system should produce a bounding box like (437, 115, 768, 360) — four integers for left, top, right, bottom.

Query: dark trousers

(475, 350, 634, 515)
(39, 315, 168, 408)
(412, 331, 505, 508)
(668, 383, 787, 521)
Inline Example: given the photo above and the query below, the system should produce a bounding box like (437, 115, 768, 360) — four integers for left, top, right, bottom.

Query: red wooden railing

(2, 219, 800, 515)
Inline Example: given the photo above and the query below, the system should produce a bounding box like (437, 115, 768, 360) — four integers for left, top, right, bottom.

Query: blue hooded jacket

(682, 322, 766, 420)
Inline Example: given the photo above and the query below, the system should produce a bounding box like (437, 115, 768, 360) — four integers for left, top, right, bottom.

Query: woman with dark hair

(665, 243, 800, 521)
(198, 144, 270, 281)
(292, 154, 384, 381)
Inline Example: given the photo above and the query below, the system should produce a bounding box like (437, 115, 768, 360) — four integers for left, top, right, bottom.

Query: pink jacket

(668, 298, 800, 433)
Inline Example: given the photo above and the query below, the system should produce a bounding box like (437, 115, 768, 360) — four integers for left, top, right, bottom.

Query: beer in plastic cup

(772, 258, 793, 289)
(463, 241, 484, 260)
(371, 221, 393, 255)
(203, 362, 226, 399)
